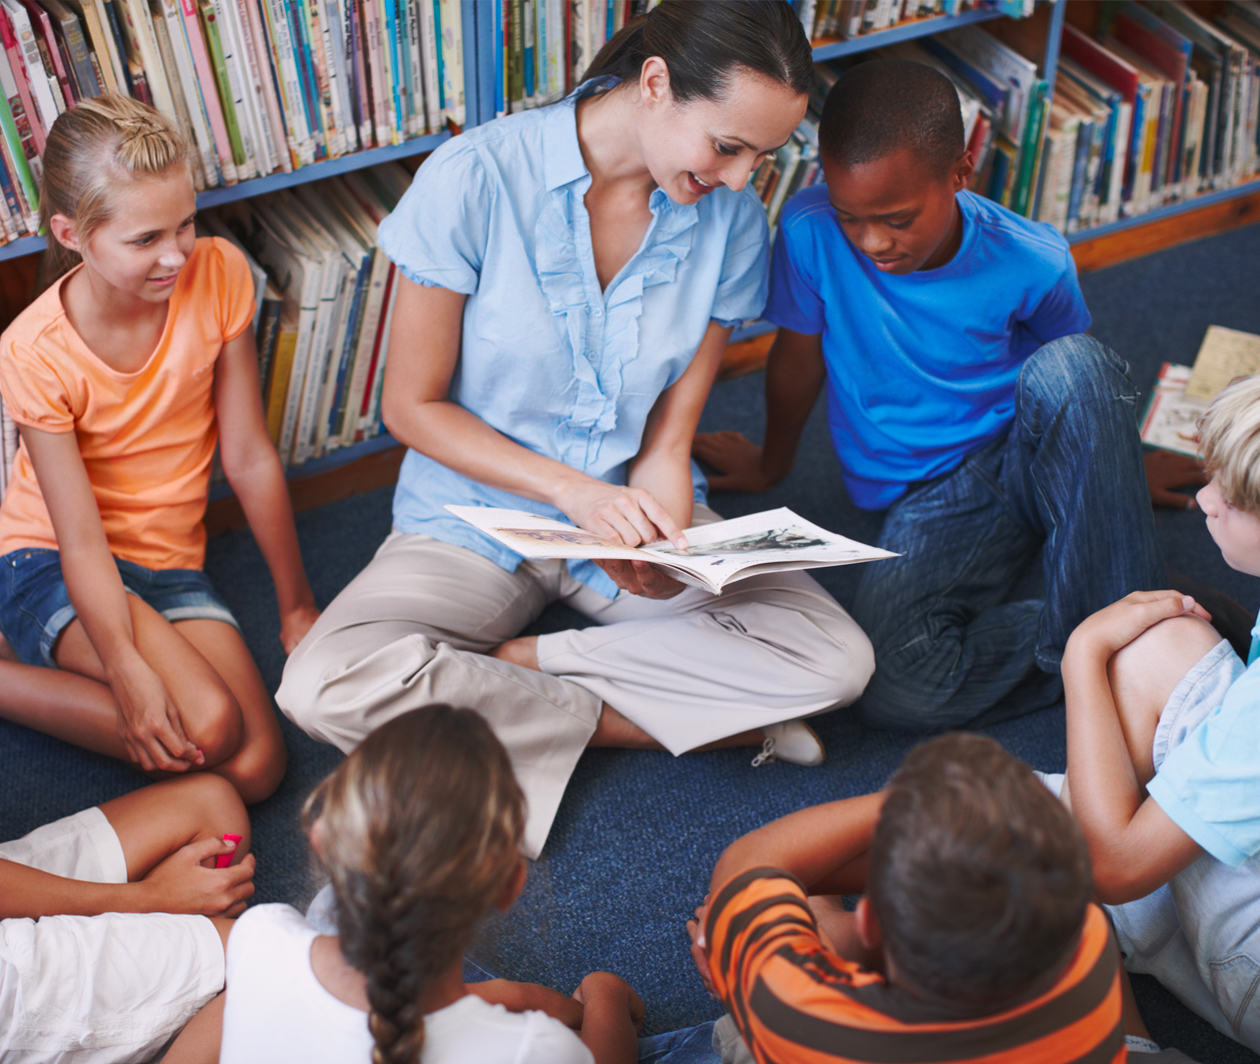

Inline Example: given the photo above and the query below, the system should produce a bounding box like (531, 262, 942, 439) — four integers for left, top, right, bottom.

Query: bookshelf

(3, 0, 1259, 508)
(0, 129, 453, 263)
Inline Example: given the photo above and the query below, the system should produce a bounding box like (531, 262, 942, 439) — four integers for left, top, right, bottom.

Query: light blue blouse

(377, 84, 769, 596)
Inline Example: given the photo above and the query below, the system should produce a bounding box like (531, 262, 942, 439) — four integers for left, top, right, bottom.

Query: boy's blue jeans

(850, 334, 1165, 730)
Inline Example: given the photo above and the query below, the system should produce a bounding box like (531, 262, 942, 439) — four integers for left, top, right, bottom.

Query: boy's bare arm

(1062, 592, 1209, 903)
(708, 791, 884, 898)
(693, 328, 826, 492)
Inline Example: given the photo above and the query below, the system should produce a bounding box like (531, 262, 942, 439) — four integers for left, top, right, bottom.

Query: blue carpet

(1, 221, 1258, 1060)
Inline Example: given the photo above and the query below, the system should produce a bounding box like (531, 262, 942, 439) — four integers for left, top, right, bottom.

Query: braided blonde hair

(38, 93, 189, 288)
(302, 705, 525, 1064)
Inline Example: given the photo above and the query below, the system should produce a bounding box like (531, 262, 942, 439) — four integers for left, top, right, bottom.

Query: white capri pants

(277, 508, 874, 857)
(0, 808, 224, 1063)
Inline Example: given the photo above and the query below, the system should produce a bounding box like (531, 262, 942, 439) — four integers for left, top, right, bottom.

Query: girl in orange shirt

(0, 95, 317, 802)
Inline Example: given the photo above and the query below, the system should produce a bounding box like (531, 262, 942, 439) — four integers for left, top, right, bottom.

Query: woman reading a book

(278, 0, 874, 858)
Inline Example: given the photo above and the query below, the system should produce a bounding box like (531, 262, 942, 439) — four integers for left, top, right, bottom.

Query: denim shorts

(0, 548, 239, 667)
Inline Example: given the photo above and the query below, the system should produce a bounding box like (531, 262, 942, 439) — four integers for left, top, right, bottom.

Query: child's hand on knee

(1066, 590, 1211, 662)
(139, 836, 256, 916)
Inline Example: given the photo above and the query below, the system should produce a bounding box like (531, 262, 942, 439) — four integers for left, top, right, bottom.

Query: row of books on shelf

(1038, 3, 1260, 234)
(750, 19, 1051, 232)
(210, 160, 411, 470)
(791, 0, 1033, 44)
(749, 2, 1260, 240)
(487, 0, 652, 118)
(0, 0, 467, 243)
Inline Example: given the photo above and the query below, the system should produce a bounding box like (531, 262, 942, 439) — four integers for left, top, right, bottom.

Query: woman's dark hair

(583, 0, 814, 102)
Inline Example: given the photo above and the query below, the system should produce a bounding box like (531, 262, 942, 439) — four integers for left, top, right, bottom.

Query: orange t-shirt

(705, 867, 1126, 1064)
(0, 237, 255, 570)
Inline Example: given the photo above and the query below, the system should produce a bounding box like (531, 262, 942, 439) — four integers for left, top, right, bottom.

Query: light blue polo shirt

(1146, 615, 1260, 868)
(377, 84, 769, 597)
(765, 185, 1091, 510)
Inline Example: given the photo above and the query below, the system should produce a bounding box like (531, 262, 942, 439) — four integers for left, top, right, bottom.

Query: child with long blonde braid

(218, 703, 642, 1063)
(0, 94, 318, 801)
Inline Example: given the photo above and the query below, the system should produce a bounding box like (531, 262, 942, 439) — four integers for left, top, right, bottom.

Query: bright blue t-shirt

(765, 185, 1091, 510)
(1146, 615, 1260, 868)
(377, 85, 769, 596)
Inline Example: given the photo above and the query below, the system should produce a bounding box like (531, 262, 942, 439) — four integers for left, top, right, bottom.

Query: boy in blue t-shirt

(1057, 373, 1260, 1053)
(696, 59, 1163, 729)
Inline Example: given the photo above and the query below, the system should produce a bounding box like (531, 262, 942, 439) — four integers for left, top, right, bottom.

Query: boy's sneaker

(751, 722, 825, 767)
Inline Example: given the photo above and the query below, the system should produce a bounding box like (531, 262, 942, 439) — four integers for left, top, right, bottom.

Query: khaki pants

(277, 515, 872, 857)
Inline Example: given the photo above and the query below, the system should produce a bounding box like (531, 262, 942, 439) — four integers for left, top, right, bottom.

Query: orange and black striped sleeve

(703, 867, 1126, 1064)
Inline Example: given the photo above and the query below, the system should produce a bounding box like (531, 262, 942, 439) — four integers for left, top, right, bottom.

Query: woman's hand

(138, 837, 256, 917)
(554, 479, 687, 549)
(595, 559, 687, 599)
(278, 603, 321, 655)
(109, 657, 203, 773)
(556, 478, 690, 598)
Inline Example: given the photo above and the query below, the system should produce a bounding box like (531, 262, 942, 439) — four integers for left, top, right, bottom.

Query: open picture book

(446, 505, 897, 594)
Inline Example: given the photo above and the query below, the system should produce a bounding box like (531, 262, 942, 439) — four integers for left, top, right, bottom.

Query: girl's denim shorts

(0, 548, 239, 667)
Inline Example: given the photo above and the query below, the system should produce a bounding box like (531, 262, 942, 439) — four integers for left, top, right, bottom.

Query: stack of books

(0, 0, 467, 243)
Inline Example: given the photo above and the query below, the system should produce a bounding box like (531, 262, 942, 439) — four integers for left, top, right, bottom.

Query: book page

(445, 505, 896, 593)
(1185, 325, 1260, 400)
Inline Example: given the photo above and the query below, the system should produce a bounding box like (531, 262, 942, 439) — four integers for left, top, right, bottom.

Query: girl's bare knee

(218, 733, 287, 804)
(173, 773, 250, 845)
(183, 687, 245, 766)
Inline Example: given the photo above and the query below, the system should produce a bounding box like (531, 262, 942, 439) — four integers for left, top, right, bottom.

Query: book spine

(240, 0, 292, 169)
(342, 0, 369, 146)
(98, 0, 136, 96)
(29, 3, 74, 109)
(402, 0, 422, 134)
(358, 0, 386, 145)
(320, 0, 355, 151)
(418, 0, 440, 132)
(199, 0, 248, 170)
(257, 0, 313, 165)
(0, 87, 36, 227)
(147, 0, 207, 189)
(299, 0, 340, 156)
(2, 1, 60, 144)
(120, 0, 180, 121)
(222, 0, 276, 173)
(54, 6, 102, 98)
(85, 0, 125, 90)
(0, 14, 44, 172)
(438, 0, 462, 124)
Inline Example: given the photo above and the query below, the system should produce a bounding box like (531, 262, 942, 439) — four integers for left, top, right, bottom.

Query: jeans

(851, 334, 1165, 730)
(638, 1021, 719, 1063)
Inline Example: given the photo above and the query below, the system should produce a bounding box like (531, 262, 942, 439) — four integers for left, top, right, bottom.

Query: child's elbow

(1088, 852, 1161, 906)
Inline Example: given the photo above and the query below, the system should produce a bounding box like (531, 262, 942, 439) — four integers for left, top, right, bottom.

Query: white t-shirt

(219, 904, 593, 1064)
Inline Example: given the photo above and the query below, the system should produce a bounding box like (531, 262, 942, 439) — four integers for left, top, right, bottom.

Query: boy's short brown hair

(868, 733, 1091, 1010)
(1199, 373, 1260, 514)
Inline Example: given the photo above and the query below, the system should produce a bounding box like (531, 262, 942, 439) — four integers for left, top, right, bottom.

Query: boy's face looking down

(822, 146, 971, 275)
(1197, 475, 1260, 578)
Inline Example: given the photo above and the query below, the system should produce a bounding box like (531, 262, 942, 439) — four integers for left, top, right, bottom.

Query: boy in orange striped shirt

(687, 733, 1192, 1063)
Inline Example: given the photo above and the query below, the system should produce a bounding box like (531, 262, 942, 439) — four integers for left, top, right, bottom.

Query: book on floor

(445, 505, 897, 595)
(1139, 324, 1260, 457)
